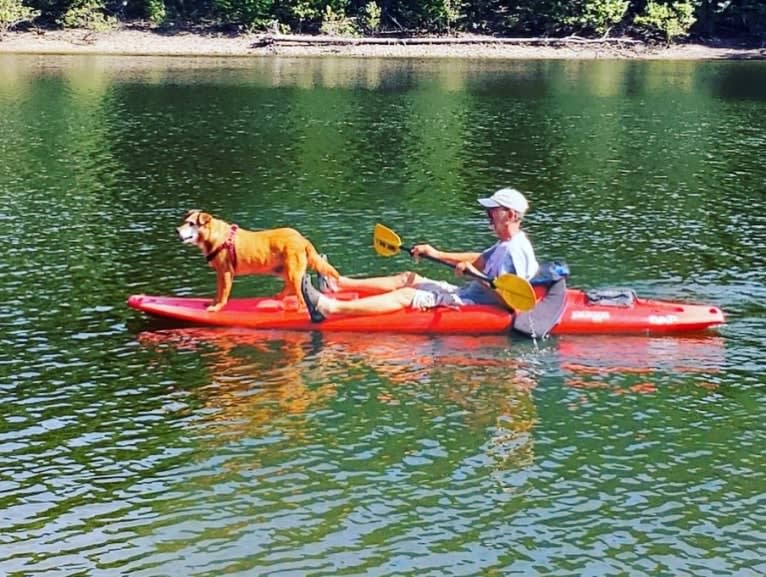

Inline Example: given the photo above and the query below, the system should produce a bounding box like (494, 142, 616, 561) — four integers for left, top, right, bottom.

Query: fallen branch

(252, 33, 644, 48)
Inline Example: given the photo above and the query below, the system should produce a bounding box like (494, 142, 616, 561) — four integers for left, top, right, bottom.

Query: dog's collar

(206, 224, 239, 270)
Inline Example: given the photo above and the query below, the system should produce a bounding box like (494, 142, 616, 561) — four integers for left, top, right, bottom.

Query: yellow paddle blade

(492, 274, 537, 312)
(373, 223, 403, 257)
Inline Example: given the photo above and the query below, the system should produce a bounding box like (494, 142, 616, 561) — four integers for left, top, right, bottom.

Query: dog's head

(177, 210, 212, 245)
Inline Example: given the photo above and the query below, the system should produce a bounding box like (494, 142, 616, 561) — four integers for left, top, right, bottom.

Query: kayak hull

(127, 288, 725, 335)
(551, 289, 725, 334)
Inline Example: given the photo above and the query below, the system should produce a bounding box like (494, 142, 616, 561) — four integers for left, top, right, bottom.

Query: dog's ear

(197, 212, 212, 226)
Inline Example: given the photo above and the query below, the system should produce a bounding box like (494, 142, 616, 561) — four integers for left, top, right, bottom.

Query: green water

(1, 55, 764, 576)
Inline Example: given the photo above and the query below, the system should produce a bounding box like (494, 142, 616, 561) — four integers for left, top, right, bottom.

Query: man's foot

(301, 274, 326, 323)
(317, 254, 339, 293)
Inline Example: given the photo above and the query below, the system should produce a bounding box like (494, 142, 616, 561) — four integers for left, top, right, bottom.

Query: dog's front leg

(208, 269, 234, 312)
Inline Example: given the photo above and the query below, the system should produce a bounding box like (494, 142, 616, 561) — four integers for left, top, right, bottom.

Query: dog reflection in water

(139, 329, 338, 443)
(138, 330, 540, 468)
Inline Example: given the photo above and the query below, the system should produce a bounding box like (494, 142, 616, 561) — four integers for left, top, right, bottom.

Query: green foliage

(434, 0, 461, 31)
(359, 1, 380, 33)
(275, 0, 332, 32)
(213, 0, 274, 30)
(504, 0, 578, 35)
(14, 0, 765, 41)
(146, 0, 165, 23)
(319, 3, 357, 34)
(571, 0, 629, 36)
(287, 0, 320, 28)
(58, 0, 117, 30)
(634, 1, 697, 43)
(394, 0, 462, 32)
(0, 0, 40, 33)
(459, 0, 514, 34)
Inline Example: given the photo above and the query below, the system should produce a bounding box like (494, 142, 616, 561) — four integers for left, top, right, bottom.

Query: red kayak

(127, 283, 725, 335)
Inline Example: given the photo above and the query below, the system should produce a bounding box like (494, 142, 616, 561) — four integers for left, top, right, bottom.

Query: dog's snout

(177, 222, 198, 243)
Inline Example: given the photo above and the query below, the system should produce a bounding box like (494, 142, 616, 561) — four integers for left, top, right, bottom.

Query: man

(301, 187, 539, 322)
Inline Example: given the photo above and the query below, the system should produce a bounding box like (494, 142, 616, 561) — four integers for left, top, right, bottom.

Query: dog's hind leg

(307, 246, 340, 280)
(279, 251, 309, 309)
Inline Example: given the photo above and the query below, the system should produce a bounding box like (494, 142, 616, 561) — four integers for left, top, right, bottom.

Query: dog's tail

(307, 246, 340, 279)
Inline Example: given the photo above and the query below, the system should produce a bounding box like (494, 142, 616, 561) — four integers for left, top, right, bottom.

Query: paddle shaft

(401, 244, 496, 287)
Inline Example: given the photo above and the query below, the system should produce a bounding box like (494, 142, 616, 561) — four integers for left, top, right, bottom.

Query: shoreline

(1, 28, 765, 60)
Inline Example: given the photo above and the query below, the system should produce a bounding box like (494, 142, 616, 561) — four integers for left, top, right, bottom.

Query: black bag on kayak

(585, 288, 637, 307)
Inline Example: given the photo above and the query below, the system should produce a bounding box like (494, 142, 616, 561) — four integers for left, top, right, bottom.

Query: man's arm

(411, 244, 481, 266)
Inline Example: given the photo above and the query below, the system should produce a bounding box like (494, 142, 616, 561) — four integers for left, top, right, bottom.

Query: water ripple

(1, 56, 764, 577)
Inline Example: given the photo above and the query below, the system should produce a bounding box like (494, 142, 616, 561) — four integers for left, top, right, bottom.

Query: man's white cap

(477, 187, 529, 215)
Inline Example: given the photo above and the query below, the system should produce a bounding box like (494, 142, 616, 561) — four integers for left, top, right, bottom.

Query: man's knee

(393, 286, 418, 306)
(393, 271, 422, 288)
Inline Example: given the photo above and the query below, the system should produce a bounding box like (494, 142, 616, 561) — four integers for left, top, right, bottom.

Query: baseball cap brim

(478, 197, 501, 208)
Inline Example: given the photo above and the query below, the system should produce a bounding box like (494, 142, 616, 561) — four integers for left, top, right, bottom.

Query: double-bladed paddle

(372, 223, 537, 312)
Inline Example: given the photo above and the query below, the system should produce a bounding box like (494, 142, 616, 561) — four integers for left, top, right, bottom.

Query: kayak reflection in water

(302, 187, 539, 322)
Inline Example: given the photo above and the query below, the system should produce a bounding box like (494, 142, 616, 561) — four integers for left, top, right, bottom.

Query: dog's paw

(206, 302, 224, 313)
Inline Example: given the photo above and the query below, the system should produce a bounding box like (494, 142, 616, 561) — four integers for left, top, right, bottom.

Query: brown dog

(177, 210, 340, 312)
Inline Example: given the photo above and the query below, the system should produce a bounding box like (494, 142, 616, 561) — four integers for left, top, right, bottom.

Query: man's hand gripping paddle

(372, 223, 536, 312)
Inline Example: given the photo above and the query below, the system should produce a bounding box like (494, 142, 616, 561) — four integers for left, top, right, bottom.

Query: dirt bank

(1, 28, 764, 60)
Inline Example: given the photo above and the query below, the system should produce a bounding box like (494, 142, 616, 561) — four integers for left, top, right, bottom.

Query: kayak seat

(512, 262, 570, 339)
(513, 277, 568, 339)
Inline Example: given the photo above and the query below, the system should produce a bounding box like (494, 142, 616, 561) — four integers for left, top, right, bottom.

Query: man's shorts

(411, 280, 466, 309)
